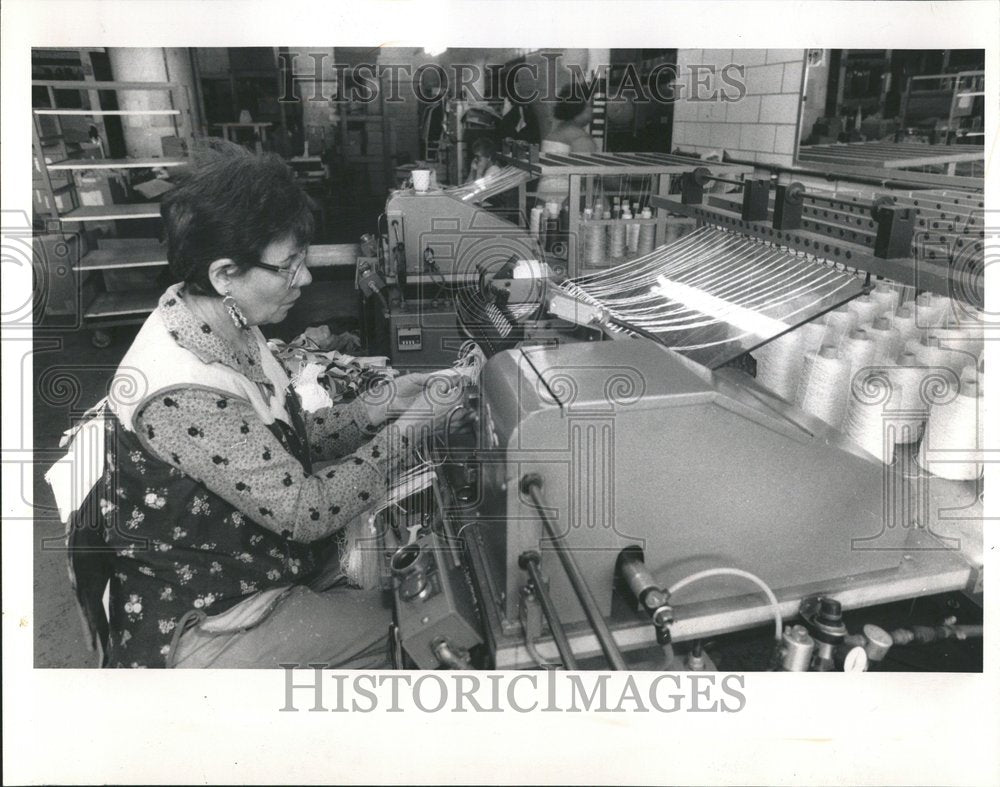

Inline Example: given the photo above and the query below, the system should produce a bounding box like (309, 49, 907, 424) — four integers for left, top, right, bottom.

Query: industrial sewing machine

(360, 149, 985, 672)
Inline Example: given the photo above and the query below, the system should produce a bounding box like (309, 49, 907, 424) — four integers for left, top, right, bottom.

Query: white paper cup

(412, 169, 431, 192)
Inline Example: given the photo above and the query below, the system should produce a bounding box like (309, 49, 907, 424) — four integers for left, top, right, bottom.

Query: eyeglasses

(251, 249, 308, 290)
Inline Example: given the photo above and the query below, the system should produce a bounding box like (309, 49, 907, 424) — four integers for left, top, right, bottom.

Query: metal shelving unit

(499, 143, 752, 278)
(32, 73, 195, 345)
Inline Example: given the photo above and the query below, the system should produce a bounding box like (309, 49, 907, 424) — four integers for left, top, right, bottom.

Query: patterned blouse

(102, 286, 413, 667)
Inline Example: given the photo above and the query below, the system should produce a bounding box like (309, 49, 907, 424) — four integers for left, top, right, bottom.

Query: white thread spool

(796, 344, 852, 427)
(892, 303, 924, 345)
(929, 326, 982, 359)
(844, 365, 897, 465)
(820, 308, 858, 346)
(914, 292, 950, 329)
(582, 214, 607, 268)
(608, 219, 627, 259)
(637, 208, 656, 255)
(624, 210, 640, 253)
(867, 316, 902, 362)
(847, 294, 881, 327)
(755, 332, 807, 400)
(916, 375, 984, 480)
(840, 329, 877, 424)
(887, 351, 929, 444)
(529, 205, 545, 238)
(870, 281, 900, 314)
(906, 336, 968, 377)
(798, 321, 829, 355)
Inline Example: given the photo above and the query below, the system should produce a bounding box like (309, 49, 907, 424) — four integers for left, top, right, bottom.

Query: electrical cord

(667, 567, 783, 642)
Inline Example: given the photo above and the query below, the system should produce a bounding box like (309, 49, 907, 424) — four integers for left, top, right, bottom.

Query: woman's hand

(389, 374, 467, 444)
(361, 371, 462, 427)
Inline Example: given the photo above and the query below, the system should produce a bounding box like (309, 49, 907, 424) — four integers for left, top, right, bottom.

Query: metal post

(521, 474, 628, 671)
(519, 551, 579, 670)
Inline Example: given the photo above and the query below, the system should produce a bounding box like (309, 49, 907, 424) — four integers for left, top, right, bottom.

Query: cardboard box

(75, 171, 127, 208)
(161, 136, 189, 158)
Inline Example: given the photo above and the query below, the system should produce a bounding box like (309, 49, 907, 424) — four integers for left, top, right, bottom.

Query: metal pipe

(722, 155, 982, 193)
(521, 474, 629, 671)
(519, 551, 579, 670)
(710, 175, 745, 187)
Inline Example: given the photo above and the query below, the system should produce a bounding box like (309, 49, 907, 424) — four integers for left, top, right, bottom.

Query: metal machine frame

(376, 161, 984, 672)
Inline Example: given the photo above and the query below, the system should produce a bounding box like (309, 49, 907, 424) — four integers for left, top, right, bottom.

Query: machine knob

(817, 598, 843, 626)
(840, 645, 868, 673)
(785, 181, 806, 205)
(862, 623, 893, 662)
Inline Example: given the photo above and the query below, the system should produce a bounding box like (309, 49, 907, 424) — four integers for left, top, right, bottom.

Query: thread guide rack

(650, 167, 985, 307)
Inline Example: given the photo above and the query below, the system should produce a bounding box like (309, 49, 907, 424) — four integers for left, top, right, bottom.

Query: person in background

(465, 136, 502, 183)
(93, 140, 462, 669)
(535, 83, 596, 206)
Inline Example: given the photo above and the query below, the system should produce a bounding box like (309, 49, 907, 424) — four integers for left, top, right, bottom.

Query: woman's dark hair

(471, 136, 497, 160)
(161, 139, 315, 295)
(553, 83, 590, 122)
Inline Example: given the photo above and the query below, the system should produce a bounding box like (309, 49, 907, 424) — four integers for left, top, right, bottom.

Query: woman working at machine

(465, 136, 503, 183)
(535, 84, 597, 207)
(92, 142, 460, 668)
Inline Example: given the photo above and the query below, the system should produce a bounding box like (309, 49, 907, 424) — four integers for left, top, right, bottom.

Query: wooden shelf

(34, 109, 180, 117)
(47, 157, 188, 171)
(85, 289, 160, 319)
(61, 204, 162, 222)
(76, 247, 168, 271)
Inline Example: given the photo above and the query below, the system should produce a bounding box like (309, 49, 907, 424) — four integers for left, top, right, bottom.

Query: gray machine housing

(472, 339, 909, 627)
(386, 191, 541, 278)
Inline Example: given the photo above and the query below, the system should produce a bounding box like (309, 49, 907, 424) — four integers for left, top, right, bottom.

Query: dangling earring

(222, 291, 249, 330)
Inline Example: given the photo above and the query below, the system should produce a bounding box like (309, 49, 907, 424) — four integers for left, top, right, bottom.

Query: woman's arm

(135, 389, 415, 543)
(302, 397, 381, 461)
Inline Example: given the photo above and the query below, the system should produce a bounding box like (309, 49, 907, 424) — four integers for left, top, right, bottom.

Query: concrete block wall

(672, 49, 806, 166)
